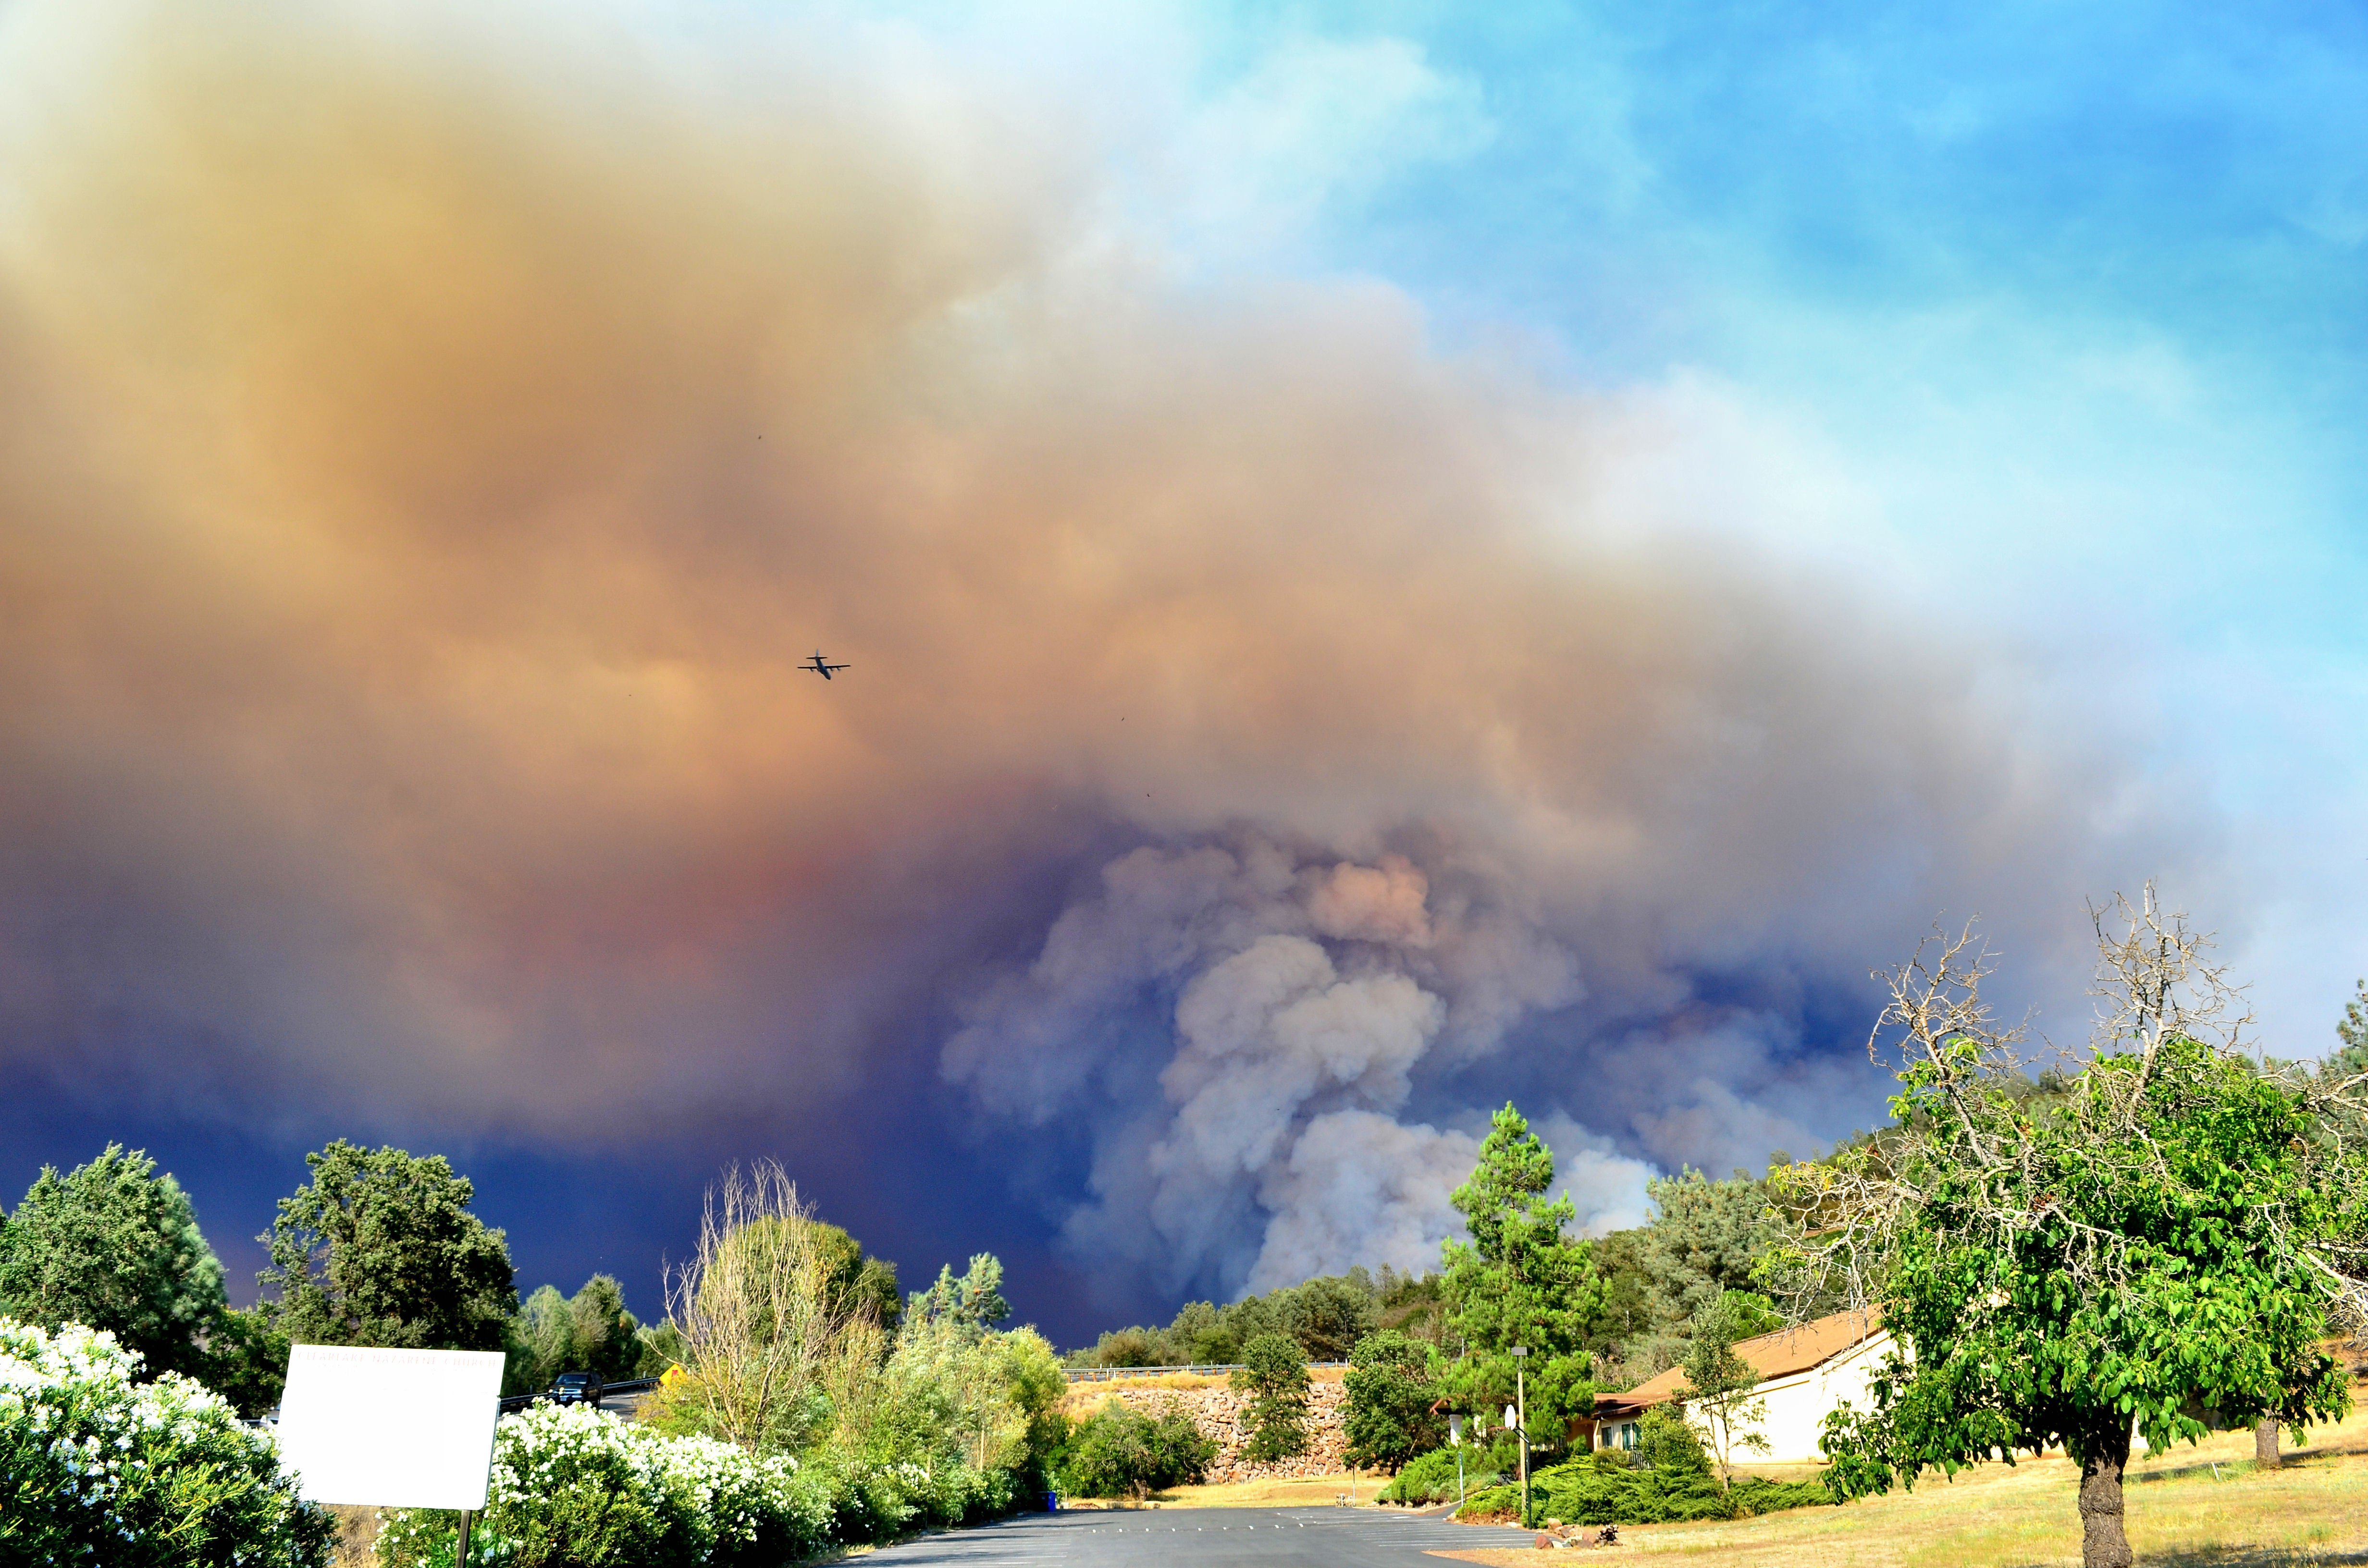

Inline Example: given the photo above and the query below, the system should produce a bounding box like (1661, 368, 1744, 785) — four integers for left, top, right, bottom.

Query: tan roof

(1592, 1309, 1885, 1419)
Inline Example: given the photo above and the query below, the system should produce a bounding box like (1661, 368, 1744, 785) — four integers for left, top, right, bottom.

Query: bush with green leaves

(1377, 1442, 1498, 1504)
(0, 1317, 334, 1568)
(376, 1402, 833, 1568)
(201, 1303, 291, 1418)
(1052, 1400, 1216, 1499)
(1455, 1410, 1827, 1526)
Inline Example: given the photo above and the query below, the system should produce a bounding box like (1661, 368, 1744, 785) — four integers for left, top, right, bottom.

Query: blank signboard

(276, 1345, 507, 1509)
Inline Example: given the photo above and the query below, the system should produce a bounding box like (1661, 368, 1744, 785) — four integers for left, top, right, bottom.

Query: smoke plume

(0, 1, 2215, 1306)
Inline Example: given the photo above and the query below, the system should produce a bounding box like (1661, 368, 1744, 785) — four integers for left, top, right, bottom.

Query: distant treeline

(1064, 1164, 1783, 1390)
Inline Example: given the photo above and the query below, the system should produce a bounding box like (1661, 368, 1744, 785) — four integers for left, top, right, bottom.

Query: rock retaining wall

(1063, 1372, 1351, 1484)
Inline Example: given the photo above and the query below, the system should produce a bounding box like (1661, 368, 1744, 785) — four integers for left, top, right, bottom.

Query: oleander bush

(376, 1402, 834, 1568)
(0, 1317, 334, 1568)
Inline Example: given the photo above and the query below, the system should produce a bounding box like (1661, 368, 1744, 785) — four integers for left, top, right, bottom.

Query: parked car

(549, 1371, 603, 1408)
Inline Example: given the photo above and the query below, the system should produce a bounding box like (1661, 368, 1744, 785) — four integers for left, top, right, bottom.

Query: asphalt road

(862, 1507, 1540, 1567)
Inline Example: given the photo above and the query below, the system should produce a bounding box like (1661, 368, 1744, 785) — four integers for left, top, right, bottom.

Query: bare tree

(663, 1161, 876, 1452)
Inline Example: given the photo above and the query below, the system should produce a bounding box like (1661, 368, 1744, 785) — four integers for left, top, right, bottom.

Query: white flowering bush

(377, 1402, 832, 1568)
(0, 1316, 334, 1568)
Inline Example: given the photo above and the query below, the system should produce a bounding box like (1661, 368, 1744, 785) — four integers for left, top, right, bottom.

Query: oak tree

(259, 1140, 516, 1352)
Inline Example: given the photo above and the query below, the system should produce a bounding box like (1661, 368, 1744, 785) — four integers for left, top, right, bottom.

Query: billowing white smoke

(947, 835, 1637, 1296)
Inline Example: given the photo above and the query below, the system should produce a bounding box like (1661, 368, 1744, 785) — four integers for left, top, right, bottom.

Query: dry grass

(1058, 1366, 1347, 1417)
(1426, 1407, 2368, 1568)
(326, 1503, 381, 1567)
(1058, 1372, 1227, 1416)
(1057, 1469, 1385, 1511)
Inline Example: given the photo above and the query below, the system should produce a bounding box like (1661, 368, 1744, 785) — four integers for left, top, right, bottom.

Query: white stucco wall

(1726, 1329, 1896, 1464)
(1592, 1326, 1905, 1467)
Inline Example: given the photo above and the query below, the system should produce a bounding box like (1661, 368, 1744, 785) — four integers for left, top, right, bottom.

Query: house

(1586, 1309, 1893, 1464)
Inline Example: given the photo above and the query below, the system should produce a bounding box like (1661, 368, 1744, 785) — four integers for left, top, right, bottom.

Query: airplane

(802, 650, 850, 680)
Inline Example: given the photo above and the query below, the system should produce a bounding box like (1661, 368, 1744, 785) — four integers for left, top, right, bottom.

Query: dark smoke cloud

(0, 1, 2218, 1307)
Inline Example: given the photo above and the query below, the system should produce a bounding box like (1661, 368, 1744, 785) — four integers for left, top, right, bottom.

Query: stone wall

(1062, 1372, 1352, 1484)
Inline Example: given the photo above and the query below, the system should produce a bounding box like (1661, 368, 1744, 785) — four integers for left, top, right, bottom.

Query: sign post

(276, 1345, 507, 1560)
(1448, 1412, 1465, 1508)
(1511, 1344, 1529, 1531)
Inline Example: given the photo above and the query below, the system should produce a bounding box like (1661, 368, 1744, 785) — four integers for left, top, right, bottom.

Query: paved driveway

(862, 1507, 1538, 1567)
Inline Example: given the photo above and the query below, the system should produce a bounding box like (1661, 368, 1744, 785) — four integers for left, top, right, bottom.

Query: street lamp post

(1449, 1413, 1465, 1509)
(1511, 1346, 1529, 1529)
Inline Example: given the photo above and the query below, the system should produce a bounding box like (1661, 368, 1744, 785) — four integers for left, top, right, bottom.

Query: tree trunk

(2077, 1432, 2133, 1568)
(2255, 1416, 2280, 1470)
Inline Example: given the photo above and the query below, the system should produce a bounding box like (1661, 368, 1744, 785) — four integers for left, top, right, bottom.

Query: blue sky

(1165, 0, 2368, 1028)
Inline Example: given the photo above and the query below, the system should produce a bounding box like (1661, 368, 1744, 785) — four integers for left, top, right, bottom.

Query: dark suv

(549, 1371, 604, 1409)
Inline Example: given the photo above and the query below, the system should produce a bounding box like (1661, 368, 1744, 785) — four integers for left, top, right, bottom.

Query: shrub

(201, 1303, 290, 1418)
(1453, 1409, 1827, 1526)
(1506, 1411, 1829, 1527)
(0, 1317, 334, 1568)
(1453, 1482, 1522, 1522)
(376, 1403, 830, 1568)
(1377, 1443, 1497, 1504)
(1054, 1401, 1216, 1498)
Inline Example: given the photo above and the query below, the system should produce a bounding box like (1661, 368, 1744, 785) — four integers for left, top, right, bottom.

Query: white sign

(276, 1345, 507, 1509)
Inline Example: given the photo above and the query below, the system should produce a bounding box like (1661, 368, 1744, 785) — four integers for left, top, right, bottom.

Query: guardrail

(1062, 1361, 1351, 1383)
(497, 1375, 662, 1414)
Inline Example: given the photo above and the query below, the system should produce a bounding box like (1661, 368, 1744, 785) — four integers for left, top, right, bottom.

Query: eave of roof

(1593, 1308, 1886, 1417)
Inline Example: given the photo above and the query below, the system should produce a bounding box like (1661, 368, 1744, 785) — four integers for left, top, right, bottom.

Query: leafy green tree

(853, 1253, 1061, 1477)
(204, 1304, 291, 1417)
(907, 1254, 1009, 1333)
(1771, 900, 2368, 1568)
(1638, 1169, 1780, 1328)
(1677, 1290, 1779, 1491)
(1374, 1266, 1447, 1345)
(1583, 1229, 1657, 1364)
(1439, 1104, 1602, 1458)
(259, 1141, 516, 1351)
(815, 1224, 901, 1334)
(505, 1274, 646, 1394)
(1233, 1331, 1312, 1461)
(1342, 1329, 1442, 1470)
(1167, 1299, 1233, 1362)
(0, 1145, 227, 1379)
(1271, 1271, 1380, 1360)
(2332, 977, 2368, 1080)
